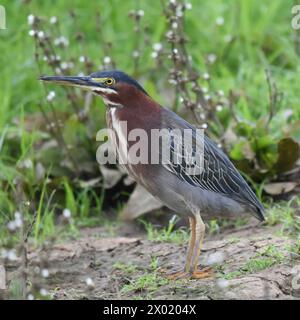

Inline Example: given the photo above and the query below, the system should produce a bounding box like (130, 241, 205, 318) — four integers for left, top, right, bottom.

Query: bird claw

(191, 266, 214, 279)
(159, 266, 214, 280)
(165, 270, 190, 280)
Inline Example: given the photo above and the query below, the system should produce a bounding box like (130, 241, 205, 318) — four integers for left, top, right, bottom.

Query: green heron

(40, 70, 264, 280)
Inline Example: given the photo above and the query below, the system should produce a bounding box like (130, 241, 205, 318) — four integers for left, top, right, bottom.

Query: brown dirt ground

(4, 219, 300, 300)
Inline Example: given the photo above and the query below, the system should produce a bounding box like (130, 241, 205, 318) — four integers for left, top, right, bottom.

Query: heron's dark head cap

(90, 70, 148, 95)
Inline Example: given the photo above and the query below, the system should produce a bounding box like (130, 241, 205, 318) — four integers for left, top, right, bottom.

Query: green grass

(0, 0, 300, 245)
(120, 273, 169, 295)
(265, 196, 300, 236)
(141, 215, 189, 244)
(1, 0, 299, 121)
(114, 254, 175, 298)
(113, 262, 138, 274)
(223, 244, 285, 279)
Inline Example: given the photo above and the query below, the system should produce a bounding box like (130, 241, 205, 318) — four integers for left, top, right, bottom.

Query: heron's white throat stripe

(92, 87, 117, 95)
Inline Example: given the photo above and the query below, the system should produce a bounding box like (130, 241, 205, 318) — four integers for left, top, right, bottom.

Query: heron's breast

(106, 108, 139, 178)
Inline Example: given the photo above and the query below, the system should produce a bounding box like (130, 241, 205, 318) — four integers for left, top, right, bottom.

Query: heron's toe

(166, 270, 189, 280)
(159, 268, 189, 280)
(191, 266, 214, 279)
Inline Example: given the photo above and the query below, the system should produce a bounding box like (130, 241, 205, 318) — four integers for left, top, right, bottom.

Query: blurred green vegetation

(0, 0, 300, 244)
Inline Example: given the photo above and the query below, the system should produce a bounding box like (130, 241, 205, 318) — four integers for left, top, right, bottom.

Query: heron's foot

(160, 267, 213, 280)
(165, 270, 189, 280)
(158, 268, 189, 280)
(191, 266, 214, 279)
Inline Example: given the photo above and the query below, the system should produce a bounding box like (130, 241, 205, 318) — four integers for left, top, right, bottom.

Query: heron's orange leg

(162, 215, 213, 280)
(190, 214, 213, 279)
(185, 216, 196, 273)
(165, 217, 196, 280)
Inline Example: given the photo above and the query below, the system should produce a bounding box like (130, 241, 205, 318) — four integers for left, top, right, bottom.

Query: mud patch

(4, 223, 300, 300)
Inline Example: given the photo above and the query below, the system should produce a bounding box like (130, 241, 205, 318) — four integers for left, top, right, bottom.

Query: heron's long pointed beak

(39, 75, 107, 91)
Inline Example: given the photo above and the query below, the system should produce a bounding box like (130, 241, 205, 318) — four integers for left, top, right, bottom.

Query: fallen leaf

(276, 138, 300, 173)
(99, 165, 124, 189)
(263, 182, 298, 195)
(120, 184, 163, 220)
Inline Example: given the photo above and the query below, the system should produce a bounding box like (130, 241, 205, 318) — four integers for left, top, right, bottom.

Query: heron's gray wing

(160, 109, 264, 220)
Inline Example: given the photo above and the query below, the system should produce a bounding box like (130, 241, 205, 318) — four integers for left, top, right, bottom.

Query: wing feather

(160, 109, 264, 220)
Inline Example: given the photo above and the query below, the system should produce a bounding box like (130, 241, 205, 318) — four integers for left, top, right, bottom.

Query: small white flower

(173, 48, 178, 54)
(27, 15, 35, 25)
(169, 0, 176, 4)
(63, 208, 71, 219)
(7, 250, 18, 261)
(224, 34, 233, 43)
(27, 294, 35, 300)
(166, 30, 174, 38)
(216, 278, 229, 289)
(201, 123, 208, 129)
(41, 269, 49, 278)
(7, 221, 16, 231)
(132, 50, 139, 58)
(40, 288, 48, 296)
(47, 91, 56, 102)
(54, 36, 69, 47)
(50, 16, 58, 24)
(168, 79, 177, 85)
(60, 62, 68, 70)
(103, 56, 111, 64)
(216, 105, 223, 112)
(15, 212, 22, 220)
(43, 56, 48, 62)
(137, 10, 144, 17)
(207, 53, 217, 64)
(37, 31, 45, 39)
(86, 277, 95, 287)
(217, 90, 225, 96)
(202, 87, 208, 93)
(28, 30, 36, 37)
(79, 56, 86, 63)
(282, 109, 293, 121)
(23, 159, 33, 169)
(151, 52, 158, 59)
(153, 43, 163, 52)
(185, 3, 192, 10)
(203, 72, 210, 80)
(176, 9, 183, 17)
(204, 94, 211, 100)
(216, 16, 224, 26)
(172, 22, 178, 29)
(14, 217, 23, 228)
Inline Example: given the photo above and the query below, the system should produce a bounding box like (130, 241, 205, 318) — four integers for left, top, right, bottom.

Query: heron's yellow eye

(105, 78, 115, 85)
